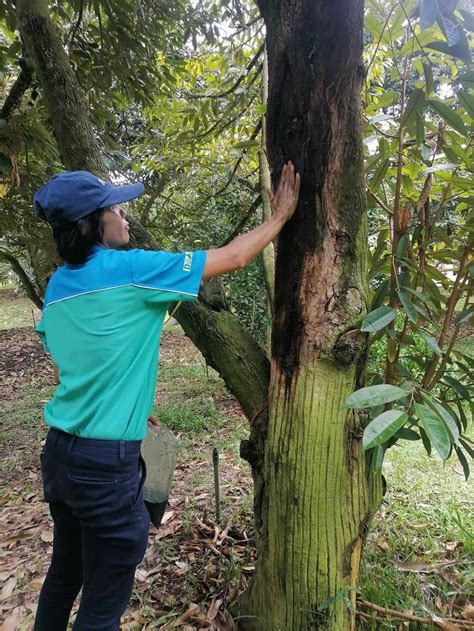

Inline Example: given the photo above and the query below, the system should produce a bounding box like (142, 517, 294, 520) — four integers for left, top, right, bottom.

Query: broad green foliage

(349, 0, 473, 477)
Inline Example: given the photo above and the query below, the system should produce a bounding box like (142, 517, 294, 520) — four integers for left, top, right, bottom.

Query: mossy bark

(235, 1, 382, 628)
(17, 0, 106, 177)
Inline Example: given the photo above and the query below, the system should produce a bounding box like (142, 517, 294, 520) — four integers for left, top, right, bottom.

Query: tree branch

(385, 47, 409, 385)
(218, 195, 261, 247)
(422, 247, 470, 389)
(1, 60, 34, 120)
(66, 0, 84, 52)
(188, 42, 264, 99)
(358, 599, 474, 627)
(0, 250, 43, 309)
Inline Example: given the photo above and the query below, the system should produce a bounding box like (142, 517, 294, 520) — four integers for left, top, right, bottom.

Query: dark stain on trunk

(260, 0, 365, 382)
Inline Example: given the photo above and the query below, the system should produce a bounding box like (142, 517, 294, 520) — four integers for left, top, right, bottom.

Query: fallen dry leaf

(28, 576, 45, 590)
(1, 576, 17, 600)
(206, 597, 223, 621)
(462, 603, 474, 620)
(40, 529, 53, 543)
(432, 615, 460, 630)
(1, 606, 26, 631)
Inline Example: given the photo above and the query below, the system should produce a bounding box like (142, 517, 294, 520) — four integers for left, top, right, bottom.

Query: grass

(1, 385, 53, 479)
(0, 287, 41, 330)
(153, 399, 223, 433)
(360, 439, 473, 628)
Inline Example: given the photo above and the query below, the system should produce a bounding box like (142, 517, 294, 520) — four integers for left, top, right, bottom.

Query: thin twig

(188, 43, 264, 99)
(218, 195, 261, 247)
(67, 0, 83, 51)
(427, 276, 472, 390)
(358, 600, 474, 627)
(422, 248, 470, 388)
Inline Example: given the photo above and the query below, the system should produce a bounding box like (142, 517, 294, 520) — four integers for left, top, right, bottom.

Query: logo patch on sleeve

(183, 252, 193, 272)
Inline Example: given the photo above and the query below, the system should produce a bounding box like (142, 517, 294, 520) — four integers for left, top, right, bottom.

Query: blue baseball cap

(34, 171, 145, 224)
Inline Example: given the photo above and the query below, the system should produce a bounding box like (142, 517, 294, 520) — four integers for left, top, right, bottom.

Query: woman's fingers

(269, 162, 300, 217)
(294, 172, 301, 198)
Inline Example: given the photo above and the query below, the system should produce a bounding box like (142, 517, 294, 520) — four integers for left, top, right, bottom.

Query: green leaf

(395, 362, 415, 379)
(459, 438, 474, 459)
(361, 306, 396, 333)
(420, 0, 438, 30)
(419, 425, 432, 456)
(459, 70, 474, 89)
(232, 139, 259, 149)
(427, 98, 468, 136)
(373, 445, 385, 472)
(416, 113, 424, 146)
(401, 89, 426, 127)
(395, 427, 421, 441)
(371, 278, 390, 309)
(421, 331, 443, 357)
(425, 264, 449, 286)
(397, 289, 418, 323)
(369, 158, 389, 193)
(403, 287, 437, 312)
(345, 385, 408, 409)
(458, 91, 474, 119)
(420, 392, 460, 445)
(454, 446, 470, 481)
(423, 62, 434, 97)
(363, 410, 408, 450)
(396, 234, 409, 259)
(434, 402, 460, 445)
(421, 162, 459, 174)
(443, 375, 470, 400)
(414, 402, 451, 460)
(399, 28, 440, 56)
(425, 278, 443, 309)
(455, 306, 473, 325)
(375, 90, 398, 109)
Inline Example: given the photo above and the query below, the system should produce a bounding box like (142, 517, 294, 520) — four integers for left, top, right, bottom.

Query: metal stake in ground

(213, 447, 221, 524)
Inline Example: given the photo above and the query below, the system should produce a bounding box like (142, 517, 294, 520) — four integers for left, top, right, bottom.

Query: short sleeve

(35, 318, 50, 353)
(129, 249, 206, 304)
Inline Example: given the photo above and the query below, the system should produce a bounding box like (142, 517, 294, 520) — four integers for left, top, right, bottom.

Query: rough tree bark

(234, 1, 382, 629)
(16, 0, 106, 177)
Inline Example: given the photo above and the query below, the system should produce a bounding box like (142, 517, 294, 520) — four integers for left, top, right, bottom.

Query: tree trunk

(235, 1, 382, 629)
(17, 0, 106, 177)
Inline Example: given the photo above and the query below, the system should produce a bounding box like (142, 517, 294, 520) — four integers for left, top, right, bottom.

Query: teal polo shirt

(35, 245, 206, 440)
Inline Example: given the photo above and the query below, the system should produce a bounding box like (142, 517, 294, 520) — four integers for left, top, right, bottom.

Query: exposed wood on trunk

(235, 2, 382, 629)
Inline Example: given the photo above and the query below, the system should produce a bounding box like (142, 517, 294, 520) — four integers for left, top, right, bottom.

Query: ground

(0, 287, 473, 630)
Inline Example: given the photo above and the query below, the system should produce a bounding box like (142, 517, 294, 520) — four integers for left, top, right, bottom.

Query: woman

(33, 164, 300, 630)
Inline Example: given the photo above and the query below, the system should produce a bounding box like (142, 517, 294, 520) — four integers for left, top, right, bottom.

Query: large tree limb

(17, 0, 106, 177)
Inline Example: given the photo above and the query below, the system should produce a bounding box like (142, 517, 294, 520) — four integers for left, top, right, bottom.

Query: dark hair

(52, 208, 105, 264)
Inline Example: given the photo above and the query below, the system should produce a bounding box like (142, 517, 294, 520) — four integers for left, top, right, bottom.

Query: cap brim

(101, 182, 145, 207)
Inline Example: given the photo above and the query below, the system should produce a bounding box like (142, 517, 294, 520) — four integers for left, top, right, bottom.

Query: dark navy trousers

(34, 428, 149, 631)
